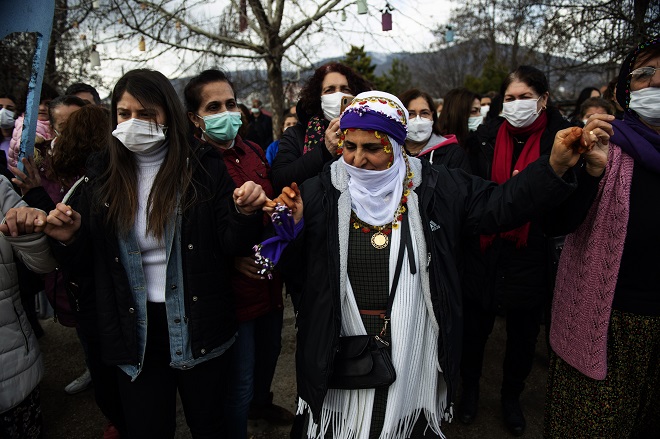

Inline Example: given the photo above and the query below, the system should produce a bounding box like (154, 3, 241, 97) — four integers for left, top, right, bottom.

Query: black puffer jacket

(52, 143, 262, 365)
(284, 156, 576, 422)
(463, 109, 570, 310)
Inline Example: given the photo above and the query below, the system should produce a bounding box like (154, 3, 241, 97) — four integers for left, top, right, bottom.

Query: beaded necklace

(350, 154, 414, 249)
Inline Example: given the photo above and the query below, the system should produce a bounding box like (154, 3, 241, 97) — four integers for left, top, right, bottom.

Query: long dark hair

(298, 62, 371, 118)
(569, 87, 601, 118)
(437, 87, 479, 147)
(100, 69, 193, 240)
(398, 88, 441, 135)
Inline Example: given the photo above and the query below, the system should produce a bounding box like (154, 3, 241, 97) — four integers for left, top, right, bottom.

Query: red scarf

(480, 111, 547, 251)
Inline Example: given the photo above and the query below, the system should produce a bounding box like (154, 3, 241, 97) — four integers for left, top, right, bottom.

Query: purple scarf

(611, 114, 660, 174)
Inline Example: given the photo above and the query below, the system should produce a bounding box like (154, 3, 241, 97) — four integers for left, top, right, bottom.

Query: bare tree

(87, 0, 349, 134)
(0, 0, 102, 101)
(446, 0, 660, 88)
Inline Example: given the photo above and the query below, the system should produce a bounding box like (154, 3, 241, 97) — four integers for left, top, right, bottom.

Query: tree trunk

(266, 54, 285, 141)
(46, 0, 68, 88)
(633, 0, 651, 40)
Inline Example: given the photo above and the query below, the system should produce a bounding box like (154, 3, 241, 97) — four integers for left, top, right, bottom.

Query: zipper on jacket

(13, 304, 30, 354)
(68, 281, 81, 312)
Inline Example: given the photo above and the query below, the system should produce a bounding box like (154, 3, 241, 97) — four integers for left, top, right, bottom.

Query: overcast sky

(91, 0, 454, 95)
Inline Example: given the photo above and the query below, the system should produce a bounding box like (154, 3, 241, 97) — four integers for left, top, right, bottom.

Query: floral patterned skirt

(544, 310, 660, 438)
(0, 386, 42, 439)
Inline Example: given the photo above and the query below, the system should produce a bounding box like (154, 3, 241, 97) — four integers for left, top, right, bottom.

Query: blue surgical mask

(199, 111, 242, 142)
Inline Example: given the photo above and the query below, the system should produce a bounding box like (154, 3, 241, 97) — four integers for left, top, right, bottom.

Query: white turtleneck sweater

(133, 144, 168, 303)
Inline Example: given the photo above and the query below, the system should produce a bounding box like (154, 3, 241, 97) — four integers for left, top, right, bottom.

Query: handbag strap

(380, 209, 416, 336)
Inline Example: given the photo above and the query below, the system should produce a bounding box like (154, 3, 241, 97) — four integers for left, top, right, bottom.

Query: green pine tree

(464, 52, 509, 94)
(342, 45, 378, 85)
(378, 58, 412, 95)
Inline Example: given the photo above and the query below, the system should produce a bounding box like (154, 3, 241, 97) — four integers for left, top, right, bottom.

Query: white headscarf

(339, 91, 409, 226)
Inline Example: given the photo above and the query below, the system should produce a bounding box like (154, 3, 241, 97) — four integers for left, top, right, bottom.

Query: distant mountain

(171, 39, 612, 109)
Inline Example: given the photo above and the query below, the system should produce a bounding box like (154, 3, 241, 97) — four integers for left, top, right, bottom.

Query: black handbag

(328, 334, 396, 389)
(327, 212, 416, 390)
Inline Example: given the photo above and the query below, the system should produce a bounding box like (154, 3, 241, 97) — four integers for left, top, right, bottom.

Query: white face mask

(0, 108, 15, 130)
(112, 118, 166, 153)
(501, 96, 542, 128)
(468, 115, 483, 131)
(407, 116, 434, 142)
(480, 105, 490, 118)
(629, 87, 660, 126)
(321, 92, 350, 121)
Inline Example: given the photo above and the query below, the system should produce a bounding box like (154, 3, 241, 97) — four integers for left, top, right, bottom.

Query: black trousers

(116, 302, 231, 439)
(460, 299, 543, 399)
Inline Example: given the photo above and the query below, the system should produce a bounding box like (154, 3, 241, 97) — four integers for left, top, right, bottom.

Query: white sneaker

(64, 369, 92, 394)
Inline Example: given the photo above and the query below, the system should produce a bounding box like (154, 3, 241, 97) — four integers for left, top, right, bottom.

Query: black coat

(284, 157, 576, 422)
(52, 144, 261, 365)
(463, 109, 570, 311)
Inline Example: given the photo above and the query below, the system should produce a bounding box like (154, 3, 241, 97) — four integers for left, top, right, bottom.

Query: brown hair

(437, 87, 479, 147)
(100, 69, 193, 240)
(298, 62, 371, 118)
(579, 97, 615, 118)
(49, 105, 110, 184)
(398, 88, 441, 135)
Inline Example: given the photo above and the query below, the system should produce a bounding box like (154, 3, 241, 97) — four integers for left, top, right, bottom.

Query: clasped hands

(549, 113, 614, 178)
(2, 181, 303, 243)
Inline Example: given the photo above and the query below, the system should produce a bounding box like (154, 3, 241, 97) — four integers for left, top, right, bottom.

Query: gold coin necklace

(351, 212, 392, 250)
(349, 152, 415, 250)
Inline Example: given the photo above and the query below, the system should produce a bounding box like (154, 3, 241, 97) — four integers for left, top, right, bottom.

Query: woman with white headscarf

(260, 91, 605, 438)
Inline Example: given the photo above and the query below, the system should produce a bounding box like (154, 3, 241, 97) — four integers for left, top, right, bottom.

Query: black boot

(457, 383, 479, 424)
(501, 397, 526, 437)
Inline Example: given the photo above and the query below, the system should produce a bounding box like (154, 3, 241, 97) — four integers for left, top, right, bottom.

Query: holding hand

(581, 114, 613, 177)
(233, 181, 272, 215)
(45, 203, 81, 244)
(268, 182, 303, 224)
(234, 255, 266, 280)
(10, 157, 42, 196)
(0, 206, 47, 237)
(549, 115, 613, 178)
(324, 117, 341, 156)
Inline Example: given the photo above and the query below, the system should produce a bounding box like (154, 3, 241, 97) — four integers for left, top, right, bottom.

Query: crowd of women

(0, 34, 658, 439)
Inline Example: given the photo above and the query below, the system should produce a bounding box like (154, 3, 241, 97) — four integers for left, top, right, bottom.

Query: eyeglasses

(629, 66, 658, 81)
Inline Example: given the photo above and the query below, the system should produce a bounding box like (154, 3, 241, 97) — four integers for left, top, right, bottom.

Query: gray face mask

(0, 108, 15, 130)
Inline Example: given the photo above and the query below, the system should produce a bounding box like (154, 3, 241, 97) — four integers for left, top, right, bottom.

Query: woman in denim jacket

(42, 69, 270, 439)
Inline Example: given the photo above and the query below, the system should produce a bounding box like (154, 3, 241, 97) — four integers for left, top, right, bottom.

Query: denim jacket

(117, 207, 234, 380)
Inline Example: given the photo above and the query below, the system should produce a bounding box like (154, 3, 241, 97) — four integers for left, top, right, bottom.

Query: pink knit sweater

(549, 145, 633, 380)
(8, 116, 52, 168)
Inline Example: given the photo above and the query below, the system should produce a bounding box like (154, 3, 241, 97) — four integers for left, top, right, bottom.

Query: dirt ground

(39, 298, 549, 438)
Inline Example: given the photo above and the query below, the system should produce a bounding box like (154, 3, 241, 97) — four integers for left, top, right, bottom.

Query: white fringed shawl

(298, 157, 447, 439)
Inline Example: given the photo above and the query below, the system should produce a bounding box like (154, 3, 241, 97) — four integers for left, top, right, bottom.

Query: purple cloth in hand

(253, 204, 304, 279)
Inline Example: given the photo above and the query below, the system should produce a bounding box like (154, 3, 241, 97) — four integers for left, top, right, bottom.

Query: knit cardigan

(549, 145, 633, 380)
